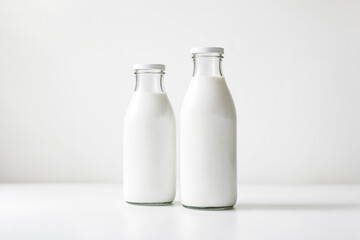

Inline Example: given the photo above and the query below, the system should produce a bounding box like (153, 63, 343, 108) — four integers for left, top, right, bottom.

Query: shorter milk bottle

(123, 64, 176, 204)
(180, 47, 237, 209)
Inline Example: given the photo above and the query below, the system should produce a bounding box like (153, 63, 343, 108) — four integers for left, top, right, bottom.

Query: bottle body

(123, 65, 175, 204)
(180, 49, 237, 208)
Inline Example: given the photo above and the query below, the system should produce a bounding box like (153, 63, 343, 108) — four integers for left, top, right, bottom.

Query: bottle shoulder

(181, 76, 236, 117)
(125, 92, 175, 121)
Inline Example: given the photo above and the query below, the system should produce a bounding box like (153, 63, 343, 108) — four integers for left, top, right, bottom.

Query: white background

(0, 0, 359, 183)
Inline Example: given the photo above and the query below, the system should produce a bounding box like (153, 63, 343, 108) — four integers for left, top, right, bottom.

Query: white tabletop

(0, 184, 359, 240)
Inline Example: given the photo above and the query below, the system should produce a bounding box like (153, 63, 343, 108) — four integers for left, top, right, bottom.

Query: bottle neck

(192, 53, 223, 77)
(134, 69, 164, 93)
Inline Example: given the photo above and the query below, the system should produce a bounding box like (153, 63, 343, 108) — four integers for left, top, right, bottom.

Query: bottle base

(126, 201, 173, 206)
(182, 204, 234, 211)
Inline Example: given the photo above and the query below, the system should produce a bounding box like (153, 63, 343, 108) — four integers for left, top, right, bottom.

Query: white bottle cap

(133, 64, 165, 71)
(191, 47, 224, 54)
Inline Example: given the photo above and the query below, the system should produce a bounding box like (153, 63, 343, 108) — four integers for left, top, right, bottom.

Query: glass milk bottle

(180, 47, 237, 209)
(123, 64, 176, 205)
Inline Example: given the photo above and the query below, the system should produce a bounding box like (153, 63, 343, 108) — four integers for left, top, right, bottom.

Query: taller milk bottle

(180, 47, 237, 209)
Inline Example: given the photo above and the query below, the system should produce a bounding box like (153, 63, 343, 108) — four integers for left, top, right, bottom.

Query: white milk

(180, 75, 237, 208)
(123, 92, 176, 203)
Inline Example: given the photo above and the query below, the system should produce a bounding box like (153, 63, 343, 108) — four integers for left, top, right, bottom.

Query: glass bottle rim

(134, 69, 165, 74)
(192, 52, 224, 59)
